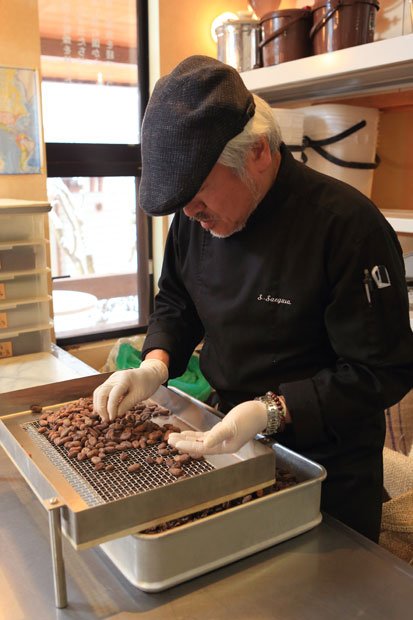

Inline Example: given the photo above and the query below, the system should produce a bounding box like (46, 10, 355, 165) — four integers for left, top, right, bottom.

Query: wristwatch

(255, 391, 287, 435)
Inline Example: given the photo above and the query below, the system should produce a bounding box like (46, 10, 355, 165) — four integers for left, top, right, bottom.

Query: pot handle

(309, 1, 343, 39)
(259, 14, 309, 48)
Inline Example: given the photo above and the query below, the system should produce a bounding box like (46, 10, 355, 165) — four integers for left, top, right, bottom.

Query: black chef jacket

(142, 145, 413, 541)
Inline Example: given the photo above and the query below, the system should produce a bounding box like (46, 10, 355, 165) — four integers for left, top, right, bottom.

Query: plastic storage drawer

(0, 270, 50, 302)
(0, 326, 52, 358)
(0, 243, 47, 273)
(0, 213, 45, 242)
(0, 298, 51, 332)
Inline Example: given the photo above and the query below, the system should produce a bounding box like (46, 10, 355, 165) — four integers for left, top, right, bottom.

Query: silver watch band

(255, 392, 285, 435)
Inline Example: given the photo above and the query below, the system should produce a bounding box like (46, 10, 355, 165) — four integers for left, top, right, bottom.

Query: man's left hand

(167, 400, 268, 456)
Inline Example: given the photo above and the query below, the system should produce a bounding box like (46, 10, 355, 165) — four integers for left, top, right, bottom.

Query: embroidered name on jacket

(257, 294, 292, 305)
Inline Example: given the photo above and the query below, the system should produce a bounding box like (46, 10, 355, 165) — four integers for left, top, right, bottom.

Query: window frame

(43, 0, 153, 347)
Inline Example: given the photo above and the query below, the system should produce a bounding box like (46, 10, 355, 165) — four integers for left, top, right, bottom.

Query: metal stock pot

(216, 18, 261, 72)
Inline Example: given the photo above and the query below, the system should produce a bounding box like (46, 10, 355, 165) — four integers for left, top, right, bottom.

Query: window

(38, 0, 150, 344)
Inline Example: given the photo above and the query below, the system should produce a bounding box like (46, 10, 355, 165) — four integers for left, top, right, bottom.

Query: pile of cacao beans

(34, 397, 201, 477)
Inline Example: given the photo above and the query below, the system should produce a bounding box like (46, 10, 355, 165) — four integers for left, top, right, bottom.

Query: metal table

(1, 445, 412, 620)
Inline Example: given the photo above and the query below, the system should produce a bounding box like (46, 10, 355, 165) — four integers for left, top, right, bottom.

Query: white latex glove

(168, 400, 267, 457)
(93, 359, 168, 422)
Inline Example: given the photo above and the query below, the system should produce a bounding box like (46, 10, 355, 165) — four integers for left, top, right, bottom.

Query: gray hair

(218, 94, 282, 176)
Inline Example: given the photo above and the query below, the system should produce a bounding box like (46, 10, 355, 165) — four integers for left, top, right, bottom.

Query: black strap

(286, 144, 303, 152)
(300, 120, 380, 170)
(284, 144, 308, 162)
(306, 119, 366, 147)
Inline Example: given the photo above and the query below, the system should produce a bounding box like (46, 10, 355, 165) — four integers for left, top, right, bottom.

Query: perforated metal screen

(24, 420, 215, 507)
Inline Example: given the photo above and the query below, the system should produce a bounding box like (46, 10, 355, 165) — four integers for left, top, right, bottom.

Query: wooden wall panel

(158, 0, 247, 76)
(371, 108, 413, 212)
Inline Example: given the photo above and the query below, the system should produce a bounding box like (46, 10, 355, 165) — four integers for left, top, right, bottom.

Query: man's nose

(183, 200, 202, 218)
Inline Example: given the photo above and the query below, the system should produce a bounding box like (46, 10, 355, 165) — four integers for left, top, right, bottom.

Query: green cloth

(115, 343, 212, 403)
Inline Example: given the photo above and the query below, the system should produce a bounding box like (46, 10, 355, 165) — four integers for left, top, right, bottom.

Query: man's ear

(250, 137, 272, 171)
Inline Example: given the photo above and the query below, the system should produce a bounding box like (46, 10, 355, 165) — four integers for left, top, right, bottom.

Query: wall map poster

(0, 67, 41, 174)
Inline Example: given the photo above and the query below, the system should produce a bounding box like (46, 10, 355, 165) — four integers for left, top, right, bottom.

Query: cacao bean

(128, 463, 141, 473)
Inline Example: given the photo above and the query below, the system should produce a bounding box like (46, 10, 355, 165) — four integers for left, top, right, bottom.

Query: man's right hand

(93, 359, 169, 422)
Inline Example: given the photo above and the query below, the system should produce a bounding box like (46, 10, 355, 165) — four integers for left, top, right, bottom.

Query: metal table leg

(47, 499, 68, 608)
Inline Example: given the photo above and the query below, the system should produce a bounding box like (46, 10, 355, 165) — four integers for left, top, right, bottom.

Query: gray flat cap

(139, 55, 256, 216)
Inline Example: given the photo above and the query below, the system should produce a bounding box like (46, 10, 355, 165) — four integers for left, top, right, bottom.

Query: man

(94, 55, 413, 542)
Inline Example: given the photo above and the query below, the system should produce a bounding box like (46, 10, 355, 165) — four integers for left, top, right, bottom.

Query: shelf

(0, 199, 51, 214)
(382, 210, 413, 234)
(241, 35, 413, 105)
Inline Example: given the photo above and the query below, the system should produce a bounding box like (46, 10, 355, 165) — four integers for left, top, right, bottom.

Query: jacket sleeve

(142, 218, 205, 378)
(280, 218, 413, 450)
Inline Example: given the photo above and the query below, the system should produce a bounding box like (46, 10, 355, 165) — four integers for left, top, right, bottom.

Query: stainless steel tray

(0, 375, 275, 547)
(100, 443, 326, 592)
(0, 374, 276, 607)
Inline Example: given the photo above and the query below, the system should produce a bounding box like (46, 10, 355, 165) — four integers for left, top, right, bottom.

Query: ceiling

(37, 0, 138, 84)
(37, 0, 137, 49)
